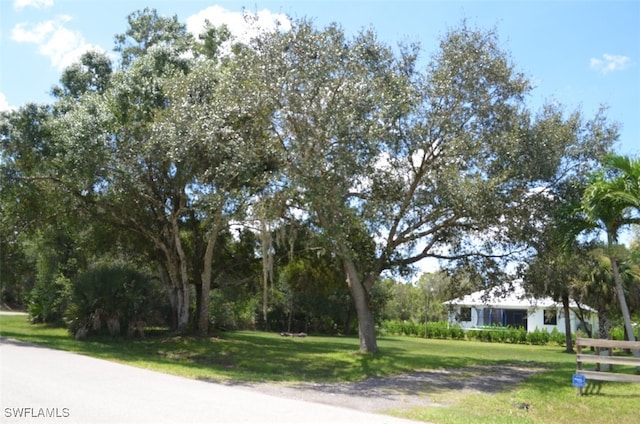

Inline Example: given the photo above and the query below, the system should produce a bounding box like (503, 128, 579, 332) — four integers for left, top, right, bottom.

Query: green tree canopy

(1, 12, 619, 350)
(238, 20, 616, 352)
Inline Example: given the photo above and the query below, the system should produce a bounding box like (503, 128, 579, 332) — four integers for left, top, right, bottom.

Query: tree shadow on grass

(286, 364, 545, 397)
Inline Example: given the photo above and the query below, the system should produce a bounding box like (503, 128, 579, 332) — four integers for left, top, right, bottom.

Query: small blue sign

(572, 373, 586, 388)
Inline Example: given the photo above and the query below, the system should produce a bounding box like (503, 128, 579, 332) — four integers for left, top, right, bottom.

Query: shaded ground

(228, 365, 546, 413)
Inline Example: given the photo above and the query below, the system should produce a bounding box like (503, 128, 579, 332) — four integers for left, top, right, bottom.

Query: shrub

(507, 327, 528, 344)
(27, 273, 73, 325)
(426, 321, 451, 339)
(448, 324, 465, 340)
(610, 326, 625, 341)
(379, 320, 417, 336)
(380, 320, 465, 339)
(379, 319, 399, 336)
(64, 264, 167, 338)
(404, 320, 422, 337)
(381, 320, 567, 346)
(549, 327, 566, 345)
(465, 326, 528, 344)
(526, 328, 550, 345)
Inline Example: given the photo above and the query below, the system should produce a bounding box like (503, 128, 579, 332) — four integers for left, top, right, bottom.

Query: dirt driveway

(228, 365, 545, 414)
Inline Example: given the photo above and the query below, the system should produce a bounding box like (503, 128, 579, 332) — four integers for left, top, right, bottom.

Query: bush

(526, 328, 550, 345)
(448, 324, 465, 340)
(549, 327, 566, 346)
(466, 326, 528, 344)
(379, 320, 465, 339)
(404, 320, 423, 337)
(379, 320, 422, 337)
(610, 326, 625, 341)
(380, 320, 572, 346)
(64, 264, 167, 338)
(426, 321, 451, 339)
(27, 273, 73, 325)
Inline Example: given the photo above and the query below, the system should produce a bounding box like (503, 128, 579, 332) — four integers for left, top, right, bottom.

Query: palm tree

(604, 155, 640, 211)
(581, 154, 640, 344)
(574, 247, 638, 340)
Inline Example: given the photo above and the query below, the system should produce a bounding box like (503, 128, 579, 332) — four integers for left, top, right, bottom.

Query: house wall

(527, 308, 550, 332)
(448, 307, 480, 330)
(448, 306, 599, 335)
(528, 308, 599, 335)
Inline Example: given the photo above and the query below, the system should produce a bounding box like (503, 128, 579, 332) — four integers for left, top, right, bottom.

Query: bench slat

(577, 370, 640, 384)
(576, 337, 640, 350)
(577, 354, 640, 367)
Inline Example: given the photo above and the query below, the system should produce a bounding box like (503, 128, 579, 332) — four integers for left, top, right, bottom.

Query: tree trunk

(175, 281, 190, 332)
(160, 240, 190, 333)
(287, 296, 294, 333)
(561, 294, 574, 353)
(260, 220, 273, 329)
(343, 259, 378, 354)
(170, 213, 191, 333)
(610, 255, 639, 358)
(598, 308, 610, 339)
(194, 282, 202, 329)
(164, 267, 189, 332)
(198, 222, 219, 336)
(157, 262, 177, 330)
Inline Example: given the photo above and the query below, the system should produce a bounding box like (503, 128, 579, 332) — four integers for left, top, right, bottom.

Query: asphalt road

(0, 337, 421, 424)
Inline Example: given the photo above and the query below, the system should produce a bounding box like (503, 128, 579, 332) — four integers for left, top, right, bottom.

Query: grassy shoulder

(2, 314, 638, 423)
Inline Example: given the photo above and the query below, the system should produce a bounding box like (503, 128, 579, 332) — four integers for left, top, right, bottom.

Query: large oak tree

(241, 20, 617, 352)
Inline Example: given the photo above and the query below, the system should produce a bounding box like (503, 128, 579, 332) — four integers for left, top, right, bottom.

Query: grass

(2, 314, 639, 423)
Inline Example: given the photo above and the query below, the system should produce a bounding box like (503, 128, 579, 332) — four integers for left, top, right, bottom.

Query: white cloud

(590, 53, 631, 74)
(186, 5, 290, 45)
(0, 92, 16, 112)
(11, 15, 103, 71)
(14, 0, 53, 10)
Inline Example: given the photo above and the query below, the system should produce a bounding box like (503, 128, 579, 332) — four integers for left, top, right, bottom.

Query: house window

(504, 309, 528, 328)
(459, 307, 472, 322)
(483, 308, 504, 326)
(544, 310, 557, 325)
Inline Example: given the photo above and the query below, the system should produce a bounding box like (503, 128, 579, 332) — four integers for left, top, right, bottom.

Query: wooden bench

(575, 333, 640, 395)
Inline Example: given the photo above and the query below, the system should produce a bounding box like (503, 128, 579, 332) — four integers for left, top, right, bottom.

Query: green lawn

(1, 314, 638, 423)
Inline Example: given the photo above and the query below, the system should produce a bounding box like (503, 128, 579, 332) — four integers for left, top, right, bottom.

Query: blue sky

(1, 0, 638, 157)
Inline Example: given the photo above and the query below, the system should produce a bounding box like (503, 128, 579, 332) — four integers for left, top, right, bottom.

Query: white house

(444, 281, 598, 334)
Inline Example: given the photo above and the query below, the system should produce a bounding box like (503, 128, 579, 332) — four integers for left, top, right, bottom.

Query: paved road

(0, 337, 421, 424)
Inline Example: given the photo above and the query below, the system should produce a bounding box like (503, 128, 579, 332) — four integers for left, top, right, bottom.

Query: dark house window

(483, 308, 504, 326)
(459, 307, 472, 322)
(544, 310, 557, 325)
(504, 309, 528, 328)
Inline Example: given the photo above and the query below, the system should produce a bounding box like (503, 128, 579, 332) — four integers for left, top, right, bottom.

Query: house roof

(444, 281, 594, 311)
